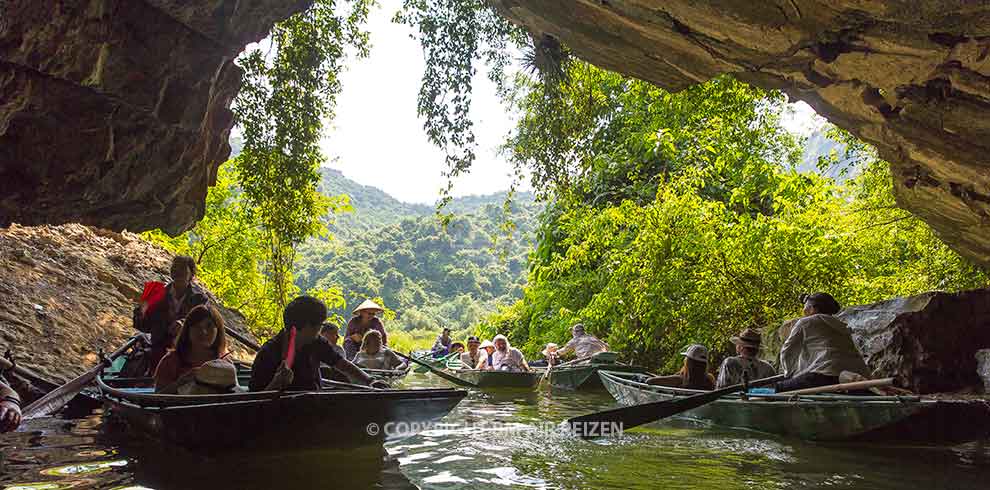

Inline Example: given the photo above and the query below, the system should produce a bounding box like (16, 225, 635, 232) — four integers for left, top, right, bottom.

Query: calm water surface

(2, 373, 989, 489)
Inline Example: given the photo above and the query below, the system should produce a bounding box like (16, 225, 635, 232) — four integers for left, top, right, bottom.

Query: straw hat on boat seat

(352, 299, 384, 316)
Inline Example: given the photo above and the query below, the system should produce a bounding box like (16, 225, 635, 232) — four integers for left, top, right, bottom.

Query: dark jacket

(133, 282, 207, 372)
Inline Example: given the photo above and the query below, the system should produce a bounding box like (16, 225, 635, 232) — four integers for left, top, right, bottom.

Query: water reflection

(1, 373, 990, 489)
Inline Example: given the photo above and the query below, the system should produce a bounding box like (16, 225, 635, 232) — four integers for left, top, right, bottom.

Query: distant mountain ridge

(318, 166, 536, 239)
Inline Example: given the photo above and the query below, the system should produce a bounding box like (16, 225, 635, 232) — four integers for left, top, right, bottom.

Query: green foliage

(230, 0, 370, 330)
(479, 62, 988, 371)
(295, 171, 540, 334)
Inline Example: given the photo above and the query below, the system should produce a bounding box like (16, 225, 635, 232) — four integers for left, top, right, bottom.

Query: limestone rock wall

(0, 0, 308, 234)
(0, 223, 258, 383)
(494, 0, 990, 267)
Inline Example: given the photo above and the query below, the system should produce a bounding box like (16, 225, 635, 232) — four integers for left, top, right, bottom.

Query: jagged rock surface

(0, 223, 257, 383)
(0, 0, 309, 234)
(494, 0, 990, 267)
(838, 289, 990, 394)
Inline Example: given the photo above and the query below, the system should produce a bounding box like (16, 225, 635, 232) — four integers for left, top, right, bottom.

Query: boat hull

(549, 363, 648, 390)
(455, 370, 542, 388)
(597, 371, 983, 442)
(98, 378, 466, 450)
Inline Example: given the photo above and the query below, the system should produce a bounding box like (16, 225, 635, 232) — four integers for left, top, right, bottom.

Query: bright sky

(322, 0, 824, 204)
(322, 0, 519, 204)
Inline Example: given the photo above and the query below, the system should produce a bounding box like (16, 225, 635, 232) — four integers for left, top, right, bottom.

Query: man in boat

(489, 335, 531, 372)
(0, 372, 21, 433)
(320, 323, 349, 383)
(647, 344, 715, 390)
(776, 293, 870, 393)
(555, 324, 609, 361)
(344, 300, 388, 361)
(715, 329, 777, 389)
(430, 327, 453, 358)
(134, 255, 208, 373)
(459, 336, 482, 369)
(250, 296, 389, 391)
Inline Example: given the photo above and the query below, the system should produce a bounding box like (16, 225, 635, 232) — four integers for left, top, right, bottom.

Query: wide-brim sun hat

(730, 328, 762, 348)
(681, 344, 709, 363)
(352, 299, 384, 315)
(479, 340, 495, 350)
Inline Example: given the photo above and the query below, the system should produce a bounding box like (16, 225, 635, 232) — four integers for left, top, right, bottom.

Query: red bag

(140, 281, 167, 318)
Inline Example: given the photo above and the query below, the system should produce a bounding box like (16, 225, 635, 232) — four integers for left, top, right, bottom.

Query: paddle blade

(21, 368, 100, 419)
(285, 327, 297, 369)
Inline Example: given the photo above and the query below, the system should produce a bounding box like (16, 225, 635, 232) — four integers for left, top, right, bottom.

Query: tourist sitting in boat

(459, 336, 482, 369)
(353, 330, 407, 371)
(0, 373, 21, 433)
(430, 327, 453, 358)
(556, 324, 609, 361)
(250, 296, 389, 391)
(476, 340, 497, 370)
(647, 344, 715, 390)
(529, 343, 560, 368)
(449, 342, 465, 355)
(488, 335, 531, 372)
(154, 304, 233, 394)
(776, 293, 870, 393)
(134, 255, 209, 374)
(344, 299, 388, 361)
(715, 328, 777, 389)
(320, 323, 348, 382)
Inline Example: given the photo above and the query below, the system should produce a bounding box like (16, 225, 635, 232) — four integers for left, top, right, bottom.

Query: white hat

(541, 343, 559, 356)
(352, 299, 384, 315)
(479, 340, 495, 350)
(681, 344, 709, 363)
(493, 334, 508, 342)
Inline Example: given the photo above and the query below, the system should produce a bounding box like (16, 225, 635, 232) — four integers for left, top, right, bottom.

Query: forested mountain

(296, 169, 540, 338)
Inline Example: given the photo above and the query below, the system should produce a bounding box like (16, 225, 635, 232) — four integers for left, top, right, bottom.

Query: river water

(2, 373, 989, 489)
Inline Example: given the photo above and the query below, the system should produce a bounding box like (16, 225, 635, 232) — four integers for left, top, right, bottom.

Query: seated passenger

(529, 343, 560, 368)
(0, 373, 21, 433)
(134, 255, 208, 373)
(776, 293, 870, 393)
(556, 324, 609, 361)
(250, 296, 389, 392)
(459, 336, 482, 369)
(353, 330, 407, 371)
(154, 305, 231, 394)
(449, 342, 465, 356)
(490, 335, 530, 372)
(476, 340, 497, 371)
(715, 328, 777, 389)
(431, 328, 453, 358)
(320, 323, 347, 382)
(344, 300, 388, 361)
(647, 344, 715, 390)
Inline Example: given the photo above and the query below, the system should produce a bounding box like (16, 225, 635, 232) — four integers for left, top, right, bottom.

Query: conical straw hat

(352, 299, 384, 315)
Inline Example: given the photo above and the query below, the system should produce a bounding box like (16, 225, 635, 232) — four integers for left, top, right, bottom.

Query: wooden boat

(320, 365, 410, 384)
(97, 351, 467, 451)
(439, 366, 543, 388)
(598, 371, 990, 442)
(547, 354, 649, 390)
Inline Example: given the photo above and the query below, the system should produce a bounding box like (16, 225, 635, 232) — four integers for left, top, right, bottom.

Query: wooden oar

(777, 377, 894, 396)
(395, 351, 479, 388)
(22, 335, 144, 419)
(566, 373, 786, 439)
(226, 327, 261, 352)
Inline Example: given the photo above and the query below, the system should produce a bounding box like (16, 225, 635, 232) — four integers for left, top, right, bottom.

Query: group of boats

(87, 336, 986, 452)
